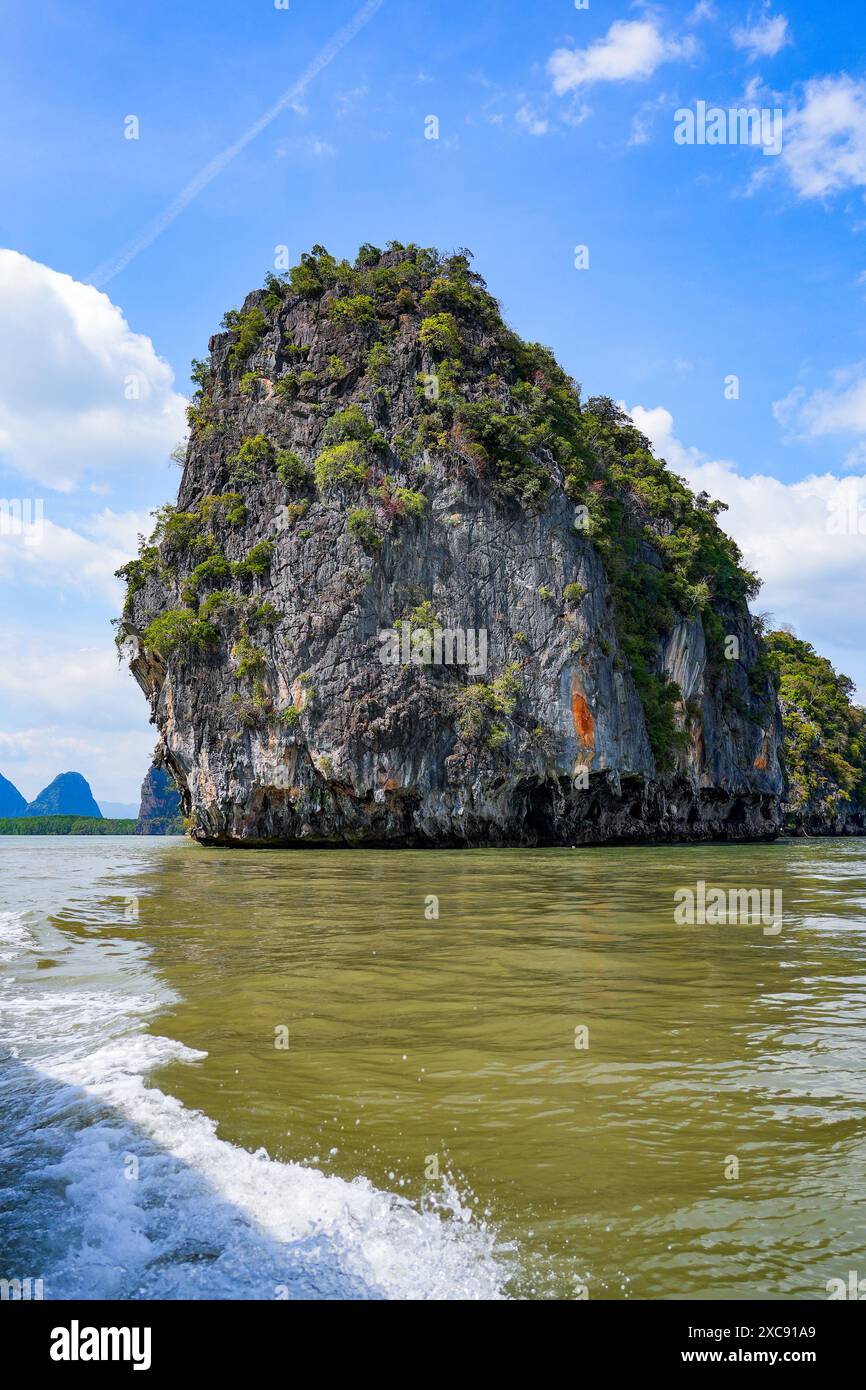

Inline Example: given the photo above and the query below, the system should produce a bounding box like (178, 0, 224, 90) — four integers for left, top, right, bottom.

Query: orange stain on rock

(570, 676, 595, 754)
(753, 732, 769, 772)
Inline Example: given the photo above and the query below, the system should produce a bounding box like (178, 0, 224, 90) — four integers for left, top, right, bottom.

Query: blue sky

(1, 0, 865, 801)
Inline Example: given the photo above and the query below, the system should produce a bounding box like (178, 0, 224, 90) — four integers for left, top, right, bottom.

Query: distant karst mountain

(25, 772, 103, 819)
(0, 772, 27, 817)
(136, 764, 183, 835)
(1, 767, 186, 835)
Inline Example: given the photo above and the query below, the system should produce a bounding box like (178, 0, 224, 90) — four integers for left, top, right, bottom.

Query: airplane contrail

(87, 0, 385, 288)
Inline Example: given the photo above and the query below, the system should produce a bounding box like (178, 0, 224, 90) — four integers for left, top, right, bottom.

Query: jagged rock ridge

(118, 242, 788, 847)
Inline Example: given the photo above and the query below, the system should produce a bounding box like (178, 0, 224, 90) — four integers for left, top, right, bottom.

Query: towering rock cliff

(118, 242, 785, 847)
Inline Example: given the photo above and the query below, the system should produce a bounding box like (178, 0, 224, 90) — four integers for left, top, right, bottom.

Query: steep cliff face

(766, 630, 866, 837)
(118, 243, 785, 847)
(136, 763, 183, 835)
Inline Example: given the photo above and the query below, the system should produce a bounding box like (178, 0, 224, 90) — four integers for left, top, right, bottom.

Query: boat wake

(0, 901, 507, 1301)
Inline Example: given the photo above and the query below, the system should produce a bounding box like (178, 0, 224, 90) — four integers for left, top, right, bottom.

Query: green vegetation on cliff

(766, 630, 866, 819)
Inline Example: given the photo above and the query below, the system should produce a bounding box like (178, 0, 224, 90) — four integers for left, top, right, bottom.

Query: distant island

(26, 771, 103, 818)
(0, 765, 183, 835)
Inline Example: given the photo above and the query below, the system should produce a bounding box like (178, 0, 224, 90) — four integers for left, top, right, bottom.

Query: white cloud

(306, 137, 336, 158)
(773, 365, 866, 442)
(742, 73, 769, 104)
(336, 84, 368, 118)
(628, 403, 866, 698)
(0, 251, 187, 491)
(85, 507, 151, 554)
(516, 104, 549, 136)
(0, 251, 171, 800)
(0, 507, 148, 603)
(688, 1, 717, 23)
(842, 440, 866, 473)
(780, 75, 866, 200)
(0, 634, 144, 730)
(560, 102, 593, 129)
(628, 404, 704, 474)
(0, 507, 157, 799)
(0, 628, 157, 802)
(548, 20, 697, 94)
(732, 12, 791, 61)
(0, 726, 156, 806)
(628, 91, 673, 147)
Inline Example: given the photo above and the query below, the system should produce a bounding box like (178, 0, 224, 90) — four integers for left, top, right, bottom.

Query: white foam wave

(0, 909, 29, 963)
(2, 946, 508, 1301)
(25, 1033, 507, 1300)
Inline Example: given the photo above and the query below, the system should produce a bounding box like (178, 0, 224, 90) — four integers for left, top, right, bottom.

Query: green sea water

(2, 835, 865, 1299)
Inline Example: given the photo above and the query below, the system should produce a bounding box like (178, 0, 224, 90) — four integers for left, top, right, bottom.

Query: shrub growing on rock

(199, 493, 247, 527)
(323, 405, 378, 445)
(274, 372, 300, 400)
(225, 307, 267, 374)
(314, 441, 370, 492)
(419, 312, 461, 356)
(143, 608, 218, 659)
(228, 434, 274, 486)
(348, 507, 382, 549)
(329, 294, 377, 327)
(181, 553, 233, 604)
(275, 449, 310, 490)
(453, 664, 521, 741)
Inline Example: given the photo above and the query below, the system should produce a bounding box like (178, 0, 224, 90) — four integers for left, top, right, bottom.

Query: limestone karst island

(117, 244, 865, 847)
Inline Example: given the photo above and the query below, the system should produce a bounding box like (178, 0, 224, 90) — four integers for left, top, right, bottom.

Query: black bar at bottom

(3, 1297, 859, 1374)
